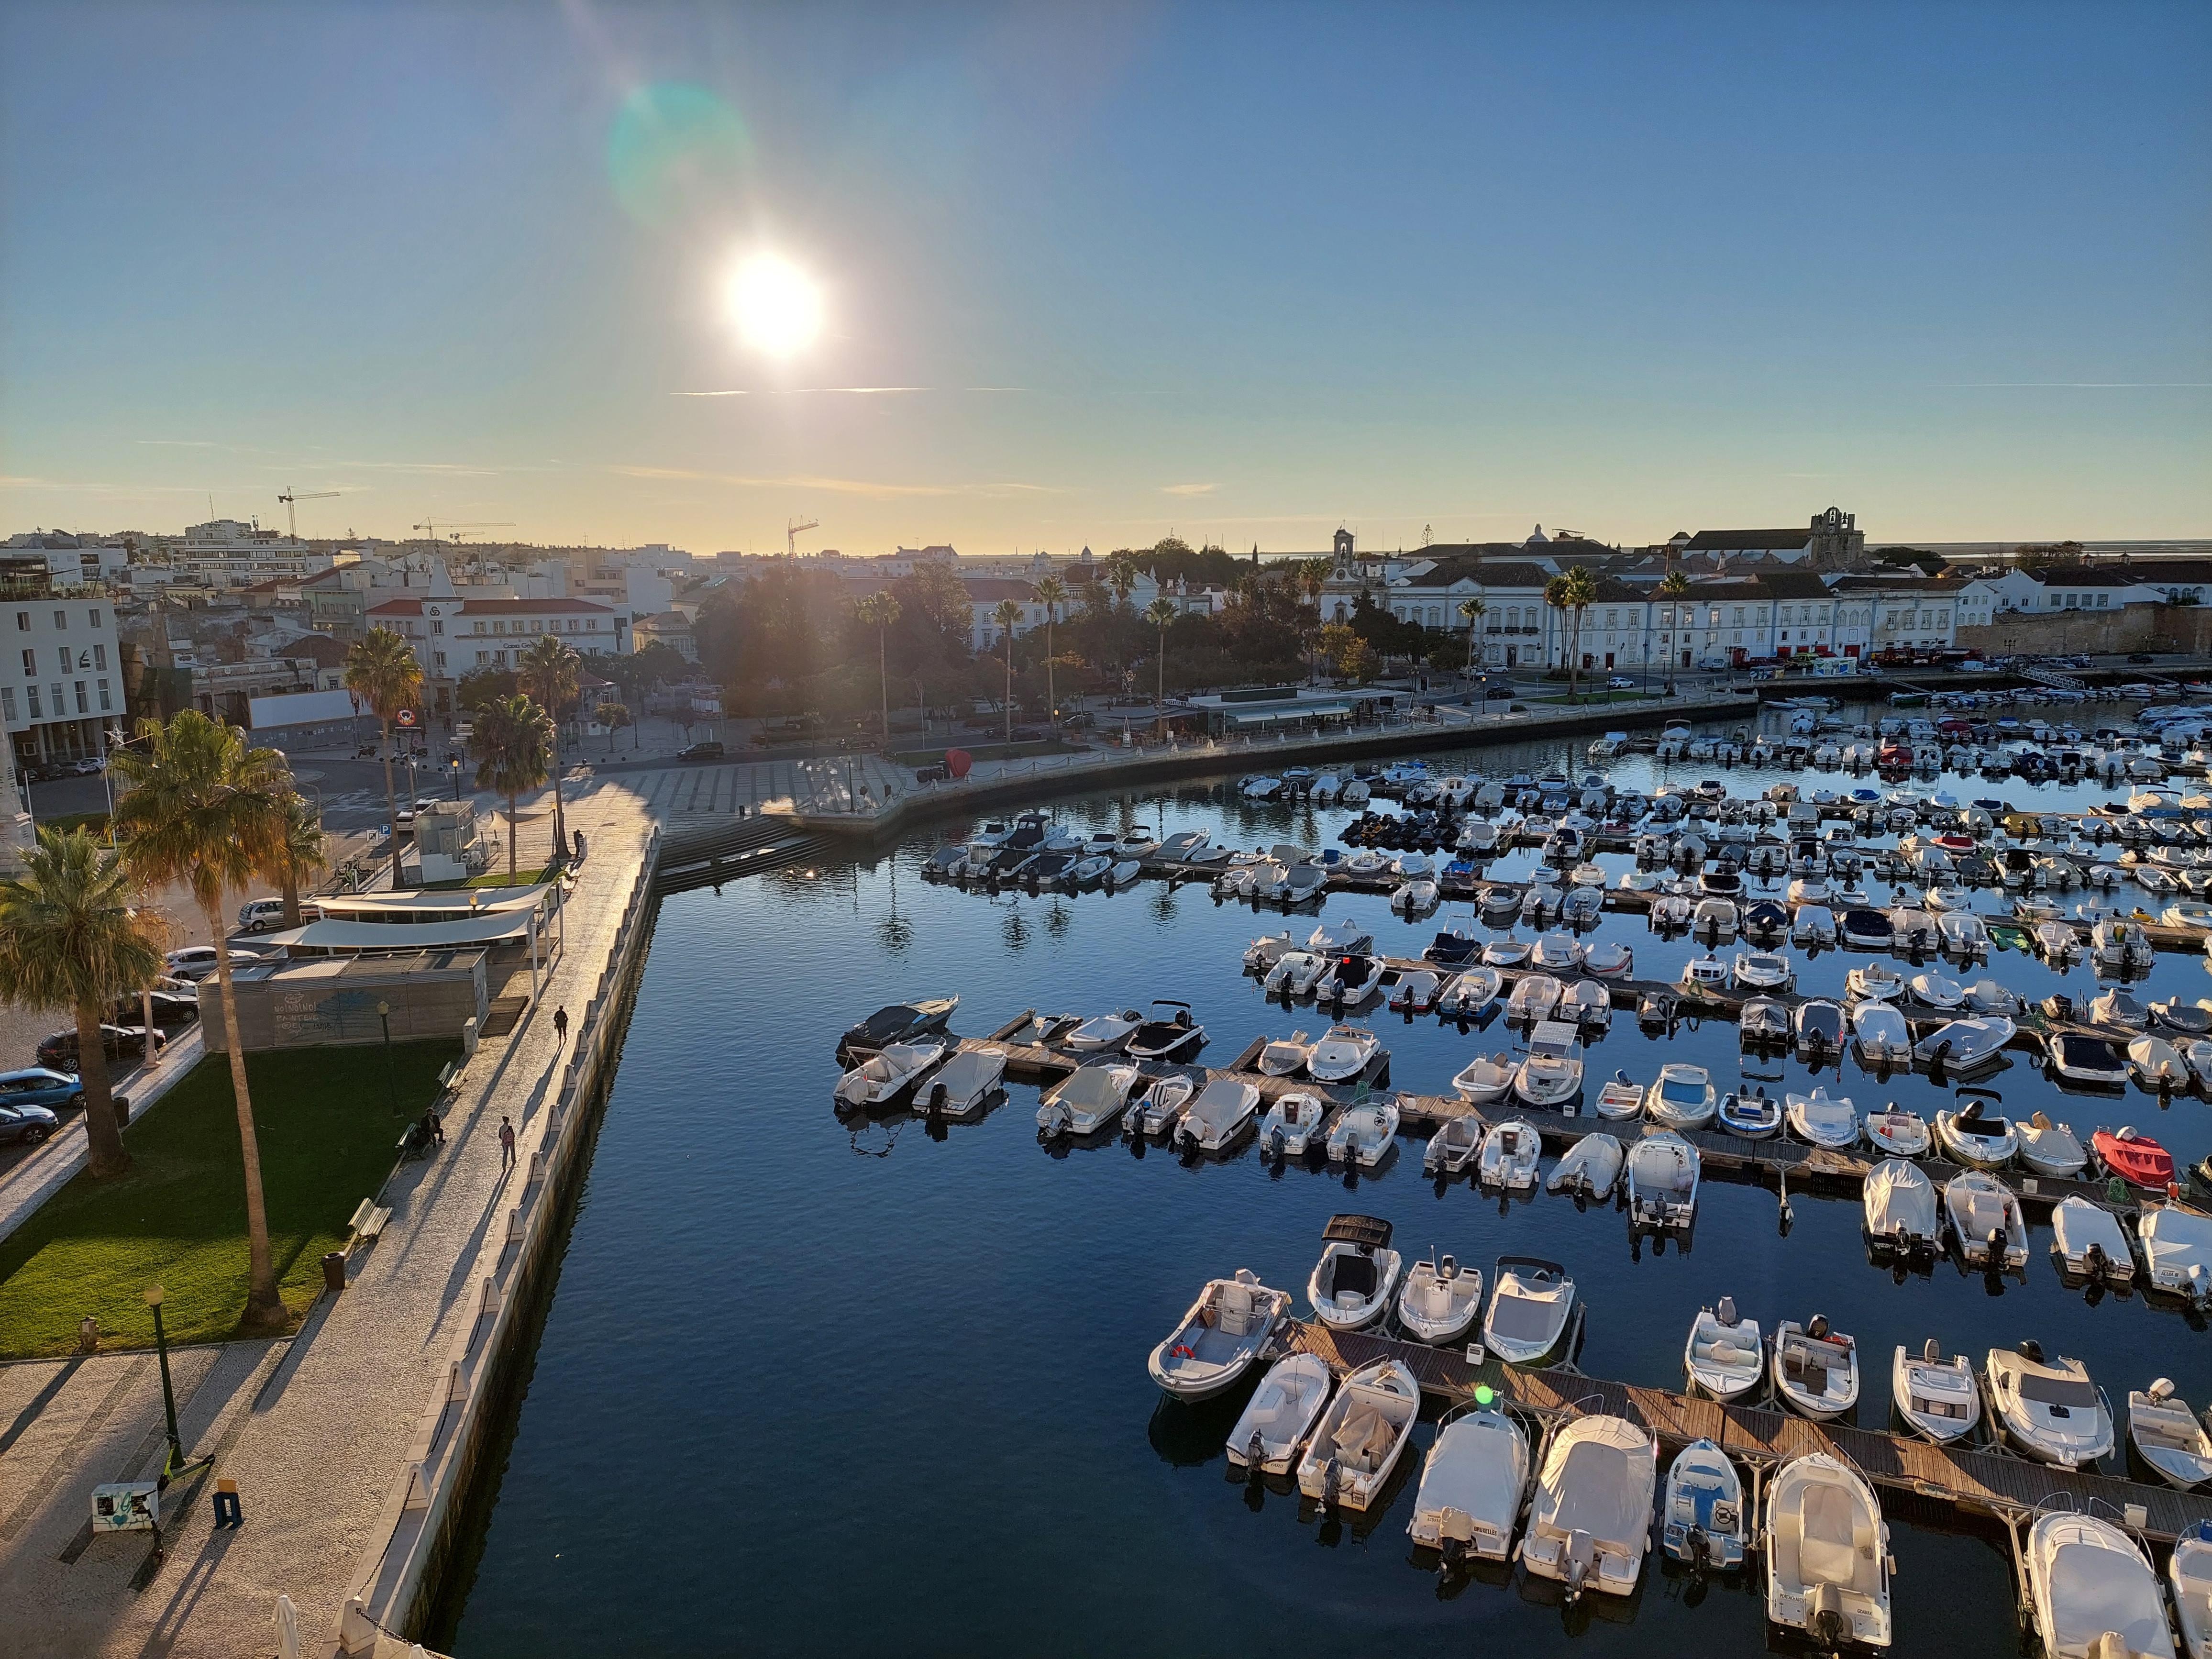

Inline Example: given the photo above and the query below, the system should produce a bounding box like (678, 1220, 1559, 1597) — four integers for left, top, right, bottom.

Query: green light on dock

(1473, 1384, 1495, 1406)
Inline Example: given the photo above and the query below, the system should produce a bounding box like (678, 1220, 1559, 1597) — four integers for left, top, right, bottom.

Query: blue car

(0, 1067, 83, 1111)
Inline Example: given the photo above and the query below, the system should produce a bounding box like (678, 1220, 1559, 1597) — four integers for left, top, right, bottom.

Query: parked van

(236, 897, 321, 933)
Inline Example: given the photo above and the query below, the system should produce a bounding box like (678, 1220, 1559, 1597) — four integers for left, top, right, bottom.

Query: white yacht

(1892, 1340, 1980, 1445)
(1396, 1254, 1483, 1344)
(1407, 1409, 1529, 1564)
(1763, 1454, 1893, 1650)
(1294, 1358, 1420, 1511)
(1988, 1342, 2114, 1469)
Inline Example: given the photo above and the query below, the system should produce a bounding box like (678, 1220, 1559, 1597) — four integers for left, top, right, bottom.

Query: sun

(725, 253, 824, 358)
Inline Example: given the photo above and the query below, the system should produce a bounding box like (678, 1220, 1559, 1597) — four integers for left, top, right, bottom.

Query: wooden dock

(1288, 1321, 2212, 1546)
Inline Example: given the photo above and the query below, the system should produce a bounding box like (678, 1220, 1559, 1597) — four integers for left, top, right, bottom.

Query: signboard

(247, 688, 361, 730)
(396, 708, 419, 729)
(91, 1482, 157, 1532)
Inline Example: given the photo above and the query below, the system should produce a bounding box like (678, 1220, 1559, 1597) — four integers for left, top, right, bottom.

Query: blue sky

(3, 1, 2206, 554)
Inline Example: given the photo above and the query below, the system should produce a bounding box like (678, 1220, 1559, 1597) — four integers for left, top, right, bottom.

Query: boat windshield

(1660, 1079, 1707, 1106)
(2017, 1370, 2101, 1409)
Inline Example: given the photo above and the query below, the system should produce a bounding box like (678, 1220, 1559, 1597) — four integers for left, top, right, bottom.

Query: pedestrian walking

(553, 1005, 569, 1049)
(498, 1116, 516, 1170)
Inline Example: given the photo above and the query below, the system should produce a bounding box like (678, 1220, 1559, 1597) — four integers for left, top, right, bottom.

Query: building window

(52, 684, 63, 715)
(17, 649, 30, 676)
(433, 651, 446, 669)
(52, 610, 66, 629)
(92, 644, 105, 669)
(96, 679, 109, 712)
(0, 688, 13, 721)
(73, 682, 86, 714)
(431, 619, 443, 635)
(12, 613, 23, 632)
(1733, 607, 1746, 625)
(89, 609, 101, 627)
(25, 686, 38, 718)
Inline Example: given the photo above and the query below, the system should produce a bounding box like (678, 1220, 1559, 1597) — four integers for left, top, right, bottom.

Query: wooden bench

(347, 1197, 393, 1249)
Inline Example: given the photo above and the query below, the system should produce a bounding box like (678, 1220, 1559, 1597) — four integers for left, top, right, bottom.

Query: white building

(173, 520, 338, 588)
(365, 572, 631, 710)
(0, 557, 122, 767)
(4, 532, 130, 585)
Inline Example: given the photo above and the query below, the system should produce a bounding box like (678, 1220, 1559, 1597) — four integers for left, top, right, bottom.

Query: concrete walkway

(0, 778, 658, 1659)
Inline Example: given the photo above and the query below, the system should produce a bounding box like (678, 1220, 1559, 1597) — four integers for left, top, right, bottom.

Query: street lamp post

(449, 756, 462, 801)
(142, 1285, 210, 1485)
(376, 1000, 395, 1115)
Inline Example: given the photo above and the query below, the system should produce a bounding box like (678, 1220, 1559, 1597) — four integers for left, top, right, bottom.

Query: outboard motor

(1809, 1582, 1847, 1649)
(1320, 1455, 1341, 1511)
(1246, 1429, 1266, 1479)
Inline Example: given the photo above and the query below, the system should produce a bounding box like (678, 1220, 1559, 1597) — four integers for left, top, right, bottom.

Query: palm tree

(1458, 595, 1487, 676)
(991, 599, 1023, 743)
(110, 712, 290, 1332)
(344, 628, 423, 888)
(1659, 570, 1691, 693)
(1107, 559, 1137, 612)
(1033, 575, 1066, 731)
(1143, 596, 1178, 735)
(0, 828, 164, 1179)
(517, 636, 580, 866)
(470, 694, 554, 883)
(1560, 565, 1597, 702)
(268, 792, 327, 931)
(853, 591, 901, 746)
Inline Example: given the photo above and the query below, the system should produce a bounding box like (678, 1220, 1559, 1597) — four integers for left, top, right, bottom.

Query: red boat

(1877, 741, 1912, 768)
(2094, 1127, 2175, 1190)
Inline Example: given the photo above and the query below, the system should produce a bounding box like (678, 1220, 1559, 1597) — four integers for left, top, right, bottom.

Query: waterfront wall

(1958, 604, 2160, 658)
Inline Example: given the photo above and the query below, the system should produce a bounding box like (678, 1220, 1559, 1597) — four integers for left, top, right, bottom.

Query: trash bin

(111, 1096, 130, 1131)
(321, 1251, 347, 1294)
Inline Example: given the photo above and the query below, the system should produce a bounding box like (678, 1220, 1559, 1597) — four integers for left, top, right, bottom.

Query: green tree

(343, 628, 424, 889)
(0, 828, 165, 1179)
(517, 636, 581, 863)
(455, 665, 517, 711)
(469, 694, 554, 883)
(111, 712, 291, 1331)
(1659, 570, 1691, 687)
(1107, 558, 1137, 612)
(268, 791, 327, 931)
(1561, 565, 1596, 700)
(1143, 596, 1178, 732)
(1033, 575, 1066, 730)
(597, 700, 633, 753)
(853, 591, 901, 744)
(991, 599, 1023, 742)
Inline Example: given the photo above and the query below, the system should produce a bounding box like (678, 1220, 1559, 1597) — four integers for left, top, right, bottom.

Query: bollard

(111, 1095, 130, 1131)
(321, 1252, 346, 1294)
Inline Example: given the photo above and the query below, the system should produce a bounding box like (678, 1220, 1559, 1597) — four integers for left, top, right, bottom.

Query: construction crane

(413, 520, 515, 546)
(277, 487, 340, 539)
(786, 516, 819, 558)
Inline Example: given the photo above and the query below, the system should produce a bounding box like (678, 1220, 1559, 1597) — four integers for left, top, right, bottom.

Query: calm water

(435, 708, 2209, 1658)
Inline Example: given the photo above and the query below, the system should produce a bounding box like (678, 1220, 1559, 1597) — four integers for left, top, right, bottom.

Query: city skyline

(5, 3, 2207, 553)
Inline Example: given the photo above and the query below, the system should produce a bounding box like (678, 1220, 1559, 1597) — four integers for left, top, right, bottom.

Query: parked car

(238, 897, 323, 933)
(69, 756, 107, 776)
(38, 1025, 165, 1072)
(1607, 675, 1637, 690)
(0, 1100, 60, 1145)
(2127, 652, 2157, 664)
(0, 1067, 84, 1111)
(111, 991, 200, 1029)
(677, 741, 726, 763)
(395, 806, 416, 830)
(164, 946, 266, 983)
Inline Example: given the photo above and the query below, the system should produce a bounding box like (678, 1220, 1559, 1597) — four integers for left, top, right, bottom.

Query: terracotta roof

(2029, 565, 2169, 587)
(365, 597, 618, 617)
(959, 578, 1040, 601)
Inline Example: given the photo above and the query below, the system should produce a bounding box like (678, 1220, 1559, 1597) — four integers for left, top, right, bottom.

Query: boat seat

(1217, 1285, 1256, 1338)
(1798, 1486, 1861, 1586)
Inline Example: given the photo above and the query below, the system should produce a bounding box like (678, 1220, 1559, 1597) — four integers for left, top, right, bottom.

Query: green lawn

(0, 1041, 458, 1359)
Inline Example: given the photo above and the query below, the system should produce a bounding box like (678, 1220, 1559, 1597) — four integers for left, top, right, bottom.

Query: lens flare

(725, 254, 824, 359)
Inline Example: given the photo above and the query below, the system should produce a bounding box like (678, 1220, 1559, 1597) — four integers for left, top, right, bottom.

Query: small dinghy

(1132, 1073, 1197, 1137)
(1563, 978, 1612, 1032)
(1763, 1454, 1893, 1650)
(919, 1046, 1006, 1119)
(1520, 1415, 1658, 1601)
(1295, 1358, 1420, 1512)
(1440, 965, 1502, 1018)
(1450, 1051, 1515, 1105)
(2173, 1527, 2212, 1659)
(1258, 1090, 1328, 1159)
(1264, 951, 1327, 995)
(1546, 1133, 1624, 1199)
(1661, 1439, 1746, 1571)
(1511, 1020, 1584, 1111)
(1717, 1086, 1784, 1139)
(1388, 969, 1443, 1014)
(1423, 1115, 1483, 1175)
(1646, 1062, 1717, 1129)
(1863, 1158, 1939, 1255)
(1893, 1340, 1980, 1444)
(1627, 1130, 1701, 1230)
(1307, 1215, 1402, 1330)
(1174, 1077, 1261, 1155)
(1684, 1297, 1764, 1402)
(1863, 1104, 1930, 1157)
(1325, 1099, 1400, 1168)
(2096, 1126, 2176, 1191)
(1226, 1352, 1333, 1476)
(1146, 1269, 1293, 1399)
(2025, 1512, 2175, 1659)
(834, 1038, 950, 1108)
(1988, 1341, 2114, 1468)
(1846, 961, 1904, 1001)
(1484, 1256, 1576, 1365)
(1257, 1030, 1313, 1076)
(1477, 1119, 1543, 1191)
(1397, 1254, 1484, 1344)
(1065, 1008, 1145, 1051)
(1787, 1086, 1858, 1150)
(1507, 972, 1564, 1023)
(1773, 1316, 1860, 1420)
(2142, 1206, 2212, 1305)
(1944, 1170, 2029, 1270)
(1594, 1071, 1644, 1120)
(1408, 1409, 1529, 1564)
(1584, 940, 1635, 978)
(2050, 1194, 2135, 1284)
(839, 995, 959, 1057)
(1851, 1001, 1913, 1065)
(2130, 1380, 2212, 1489)
(2017, 1112, 2089, 1178)
(1936, 1099, 2017, 1168)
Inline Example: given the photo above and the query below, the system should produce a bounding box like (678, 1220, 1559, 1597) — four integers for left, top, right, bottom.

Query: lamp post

(142, 1285, 209, 1485)
(449, 756, 461, 801)
(376, 999, 394, 1115)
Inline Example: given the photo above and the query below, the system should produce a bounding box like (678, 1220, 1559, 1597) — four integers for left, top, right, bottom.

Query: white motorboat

(1717, 1086, 1784, 1139)
(2051, 1194, 2136, 1284)
(2174, 1529, 2212, 1659)
(1124, 1000, 1206, 1062)
(1146, 1269, 1293, 1399)
(1787, 1086, 1858, 1149)
(1066, 1008, 1145, 1051)
(1940, 911, 1990, 956)
(1325, 1099, 1400, 1168)
(1295, 1358, 1420, 1512)
(1036, 1060, 1144, 1138)
(1174, 1077, 1261, 1155)
(1390, 879, 1439, 915)
(1546, 1133, 1623, 1199)
(1258, 1090, 1328, 1158)
(1257, 1030, 1313, 1076)
(1645, 1062, 1716, 1129)
(2130, 1034, 2191, 1090)
(1791, 903, 1837, 946)
(1512, 1021, 1584, 1110)
(2142, 1206, 2212, 1305)
(2018, 1112, 2090, 1178)
(1506, 972, 1564, 1023)
(1988, 1342, 2114, 1468)
(1477, 1119, 1542, 1191)
(1963, 976, 2020, 1016)
(1909, 970, 1965, 1010)
(1440, 965, 1503, 1018)
(1533, 930, 1584, 971)
(1683, 1297, 1763, 1402)
(1482, 933, 1532, 967)
(1738, 998, 1792, 1049)
(2130, 1380, 2212, 1489)
(1562, 978, 1612, 1032)
(2090, 987, 2150, 1031)
(834, 1038, 949, 1108)
(2051, 1030, 2131, 1087)
(1851, 1002, 1913, 1065)
(1892, 1340, 1980, 1444)
(1244, 931, 1297, 973)
(1483, 1255, 1575, 1365)
(1407, 1409, 1529, 1563)
(2024, 1512, 2175, 1659)
(918, 1046, 1007, 1119)
(1520, 1415, 1658, 1602)
(1317, 953, 1384, 1009)
(1794, 999, 1847, 1059)
(2091, 916, 2158, 972)
(1935, 1099, 2017, 1167)
(1263, 950, 1327, 995)
(1307, 917, 1374, 955)
(1862, 1158, 1938, 1254)
(1584, 940, 1635, 978)
(1681, 952, 1729, 994)
(1225, 1351, 1333, 1476)
(1661, 1439, 1746, 1572)
(1732, 950, 1794, 993)
(1133, 1073, 1197, 1137)
(1423, 1115, 1482, 1175)
(1594, 1072, 1644, 1120)
(1773, 1316, 1860, 1420)
(1944, 1170, 2029, 1270)
(1307, 1215, 1402, 1330)
(1692, 896, 1739, 937)
(1450, 1051, 1515, 1105)
(1763, 1454, 1893, 1650)
(1627, 1130, 1700, 1230)
(1847, 961, 1905, 1001)
(1913, 1016, 2014, 1070)
(1306, 1023, 1381, 1083)
(1397, 1254, 1484, 1344)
